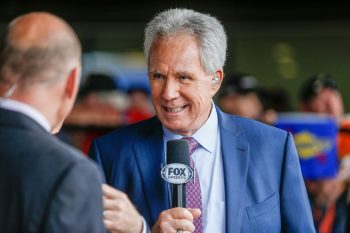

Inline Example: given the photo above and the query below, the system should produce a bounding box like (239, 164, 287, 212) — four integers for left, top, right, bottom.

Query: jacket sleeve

(43, 160, 107, 233)
(280, 132, 316, 232)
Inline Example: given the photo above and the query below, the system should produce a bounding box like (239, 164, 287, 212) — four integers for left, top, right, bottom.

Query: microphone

(161, 139, 194, 208)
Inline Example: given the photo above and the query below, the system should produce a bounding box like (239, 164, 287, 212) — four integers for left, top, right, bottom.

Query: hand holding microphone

(151, 208, 201, 233)
(152, 139, 201, 233)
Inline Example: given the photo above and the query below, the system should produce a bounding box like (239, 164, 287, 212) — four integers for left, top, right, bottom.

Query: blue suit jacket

(90, 107, 315, 233)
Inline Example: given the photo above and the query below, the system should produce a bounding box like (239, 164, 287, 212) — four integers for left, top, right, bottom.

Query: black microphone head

(166, 139, 190, 166)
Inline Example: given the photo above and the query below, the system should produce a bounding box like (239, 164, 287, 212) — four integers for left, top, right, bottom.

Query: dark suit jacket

(90, 106, 316, 232)
(0, 108, 106, 233)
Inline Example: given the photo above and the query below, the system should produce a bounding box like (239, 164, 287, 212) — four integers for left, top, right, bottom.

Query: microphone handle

(172, 184, 186, 208)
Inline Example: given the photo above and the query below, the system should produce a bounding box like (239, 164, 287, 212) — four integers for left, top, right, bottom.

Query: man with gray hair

(90, 8, 315, 233)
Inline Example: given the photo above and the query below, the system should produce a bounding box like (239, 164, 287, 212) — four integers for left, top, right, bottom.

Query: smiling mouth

(164, 105, 187, 113)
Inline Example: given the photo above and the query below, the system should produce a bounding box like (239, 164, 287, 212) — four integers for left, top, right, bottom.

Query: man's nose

(162, 78, 180, 100)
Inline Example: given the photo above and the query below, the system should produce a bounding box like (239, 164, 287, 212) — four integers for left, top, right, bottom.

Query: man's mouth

(164, 105, 187, 113)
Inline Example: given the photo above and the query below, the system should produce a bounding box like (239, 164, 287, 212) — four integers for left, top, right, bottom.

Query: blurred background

(1, 1, 350, 108)
(2, 0, 350, 146)
(1, 0, 350, 148)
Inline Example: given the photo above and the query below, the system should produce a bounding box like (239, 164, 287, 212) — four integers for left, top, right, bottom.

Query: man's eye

(152, 74, 164, 80)
(179, 76, 189, 81)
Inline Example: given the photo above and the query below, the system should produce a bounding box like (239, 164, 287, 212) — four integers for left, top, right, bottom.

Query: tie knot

(182, 137, 199, 155)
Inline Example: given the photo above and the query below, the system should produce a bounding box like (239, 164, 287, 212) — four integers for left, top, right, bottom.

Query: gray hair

(144, 8, 227, 74)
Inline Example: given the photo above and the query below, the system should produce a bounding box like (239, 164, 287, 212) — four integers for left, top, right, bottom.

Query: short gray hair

(144, 8, 227, 74)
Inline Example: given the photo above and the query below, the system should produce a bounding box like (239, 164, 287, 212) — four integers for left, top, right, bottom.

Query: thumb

(188, 208, 201, 220)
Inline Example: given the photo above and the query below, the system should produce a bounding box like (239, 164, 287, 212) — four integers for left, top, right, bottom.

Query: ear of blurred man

(52, 65, 81, 134)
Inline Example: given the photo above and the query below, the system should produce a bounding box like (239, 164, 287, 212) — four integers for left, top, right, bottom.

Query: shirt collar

(163, 102, 218, 153)
(0, 98, 51, 132)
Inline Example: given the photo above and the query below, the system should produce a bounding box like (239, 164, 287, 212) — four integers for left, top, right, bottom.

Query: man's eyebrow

(175, 71, 194, 76)
(148, 69, 163, 73)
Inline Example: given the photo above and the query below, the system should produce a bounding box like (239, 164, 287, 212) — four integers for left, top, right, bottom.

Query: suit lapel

(218, 109, 250, 233)
(133, 118, 170, 225)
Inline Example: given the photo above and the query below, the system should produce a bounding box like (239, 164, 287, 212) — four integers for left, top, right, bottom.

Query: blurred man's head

(0, 12, 82, 133)
(299, 73, 344, 122)
(219, 73, 263, 119)
(144, 8, 227, 136)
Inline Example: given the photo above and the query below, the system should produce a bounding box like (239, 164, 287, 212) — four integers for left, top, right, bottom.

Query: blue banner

(275, 113, 339, 180)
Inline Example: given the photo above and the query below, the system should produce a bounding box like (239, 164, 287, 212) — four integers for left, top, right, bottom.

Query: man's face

(220, 92, 263, 119)
(148, 34, 221, 136)
(308, 88, 344, 120)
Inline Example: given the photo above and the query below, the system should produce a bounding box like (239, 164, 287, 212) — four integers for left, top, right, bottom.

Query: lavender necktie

(182, 137, 203, 233)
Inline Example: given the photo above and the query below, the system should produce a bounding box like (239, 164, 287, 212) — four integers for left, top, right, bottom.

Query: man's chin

(163, 122, 184, 133)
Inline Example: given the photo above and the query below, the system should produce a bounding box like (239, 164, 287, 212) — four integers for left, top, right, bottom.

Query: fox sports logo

(161, 163, 194, 184)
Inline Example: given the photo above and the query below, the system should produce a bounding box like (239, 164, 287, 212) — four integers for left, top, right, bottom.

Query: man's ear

(210, 69, 224, 97)
(64, 66, 80, 100)
(52, 66, 80, 134)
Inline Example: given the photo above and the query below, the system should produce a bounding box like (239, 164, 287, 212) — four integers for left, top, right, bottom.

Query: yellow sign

(294, 131, 332, 159)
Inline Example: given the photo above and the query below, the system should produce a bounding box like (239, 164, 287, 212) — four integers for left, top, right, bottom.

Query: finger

(103, 219, 120, 231)
(168, 207, 194, 221)
(103, 210, 120, 220)
(103, 207, 143, 233)
(188, 208, 201, 220)
(103, 198, 124, 211)
(102, 184, 127, 199)
(170, 219, 195, 232)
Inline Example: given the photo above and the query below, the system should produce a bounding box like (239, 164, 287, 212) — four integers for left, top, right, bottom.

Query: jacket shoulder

(95, 116, 161, 144)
